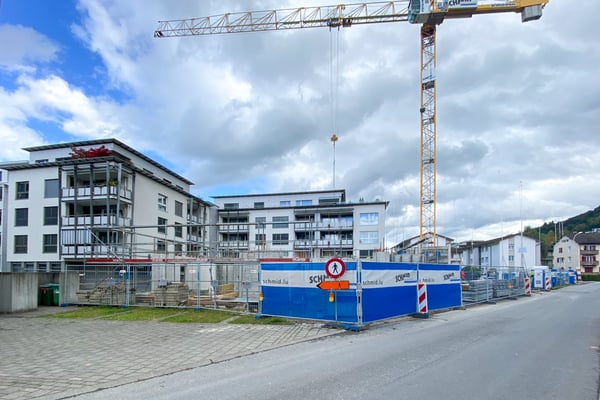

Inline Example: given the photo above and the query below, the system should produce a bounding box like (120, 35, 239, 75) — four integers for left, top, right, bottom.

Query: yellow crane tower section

(155, 0, 549, 244)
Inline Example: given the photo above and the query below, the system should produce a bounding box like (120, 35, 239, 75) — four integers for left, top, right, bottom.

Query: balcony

(62, 215, 131, 227)
(581, 260, 598, 267)
(581, 249, 598, 256)
(61, 244, 129, 256)
(317, 221, 353, 231)
(62, 185, 132, 201)
(294, 239, 353, 248)
(219, 224, 249, 232)
(218, 241, 249, 248)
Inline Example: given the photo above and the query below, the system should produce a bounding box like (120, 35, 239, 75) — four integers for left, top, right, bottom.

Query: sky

(0, 0, 598, 246)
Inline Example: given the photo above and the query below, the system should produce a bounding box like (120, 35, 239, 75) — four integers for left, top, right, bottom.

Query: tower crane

(155, 0, 549, 244)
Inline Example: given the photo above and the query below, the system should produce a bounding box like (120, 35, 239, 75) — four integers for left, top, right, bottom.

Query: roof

(23, 138, 193, 185)
(212, 189, 346, 200)
(573, 232, 600, 244)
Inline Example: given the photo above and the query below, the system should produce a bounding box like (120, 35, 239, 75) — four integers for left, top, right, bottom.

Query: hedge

(581, 273, 600, 282)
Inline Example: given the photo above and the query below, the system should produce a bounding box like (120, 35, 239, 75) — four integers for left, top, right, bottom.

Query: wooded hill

(524, 205, 600, 257)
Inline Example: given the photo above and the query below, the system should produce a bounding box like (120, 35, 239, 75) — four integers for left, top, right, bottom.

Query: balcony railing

(62, 185, 132, 201)
(294, 239, 353, 248)
(295, 221, 354, 231)
(62, 215, 131, 227)
(581, 249, 598, 256)
(218, 241, 249, 248)
(219, 224, 249, 232)
(61, 244, 129, 256)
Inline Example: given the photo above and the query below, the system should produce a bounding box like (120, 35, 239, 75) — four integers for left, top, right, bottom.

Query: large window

(279, 200, 291, 206)
(16, 181, 29, 199)
(255, 216, 266, 229)
(359, 231, 379, 245)
(272, 216, 289, 229)
(14, 235, 28, 254)
(43, 234, 58, 253)
(44, 179, 59, 198)
(272, 233, 289, 245)
(174, 222, 183, 238)
(156, 239, 166, 252)
(158, 194, 167, 211)
(359, 212, 379, 225)
(15, 208, 28, 226)
(254, 202, 264, 209)
(44, 206, 58, 225)
(174, 200, 183, 217)
(296, 200, 313, 206)
(158, 217, 167, 234)
(224, 203, 239, 209)
(255, 234, 266, 245)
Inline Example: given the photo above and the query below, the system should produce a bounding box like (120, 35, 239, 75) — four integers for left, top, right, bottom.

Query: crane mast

(155, 0, 548, 245)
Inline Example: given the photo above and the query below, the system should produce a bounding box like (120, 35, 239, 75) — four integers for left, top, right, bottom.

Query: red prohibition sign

(325, 258, 346, 279)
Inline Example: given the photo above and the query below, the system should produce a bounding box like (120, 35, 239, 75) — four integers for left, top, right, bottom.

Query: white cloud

(0, 24, 59, 70)
(1, 0, 599, 246)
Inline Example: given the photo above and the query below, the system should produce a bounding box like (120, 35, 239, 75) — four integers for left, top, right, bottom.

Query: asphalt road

(73, 283, 600, 400)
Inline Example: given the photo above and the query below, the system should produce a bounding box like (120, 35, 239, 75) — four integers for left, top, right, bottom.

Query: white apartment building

(554, 232, 600, 273)
(0, 139, 214, 272)
(212, 190, 388, 260)
(459, 233, 540, 269)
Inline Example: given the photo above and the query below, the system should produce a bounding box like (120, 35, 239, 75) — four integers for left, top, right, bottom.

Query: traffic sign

(325, 258, 346, 279)
(317, 280, 350, 290)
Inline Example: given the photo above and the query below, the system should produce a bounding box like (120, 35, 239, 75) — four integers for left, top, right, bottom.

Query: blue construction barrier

(259, 261, 462, 326)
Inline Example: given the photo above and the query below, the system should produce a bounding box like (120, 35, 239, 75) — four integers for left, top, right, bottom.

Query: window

(272, 233, 289, 245)
(224, 203, 239, 209)
(44, 179, 59, 198)
(255, 217, 266, 229)
(15, 208, 28, 226)
(279, 200, 291, 206)
(174, 222, 183, 238)
(175, 200, 183, 217)
(254, 202, 264, 209)
(255, 234, 266, 245)
(16, 181, 29, 199)
(0, 209, 2, 225)
(296, 200, 312, 206)
(50, 262, 62, 272)
(359, 212, 379, 225)
(558, 248, 563, 253)
(174, 243, 183, 255)
(272, 216, 289, 229)
(158, 194, 167, 211)
(44, 206, 58, 225)
(43, 234, 58, 253)
(156, 239, 166, 252)
(158, 217, 167, 234)
(359, 231, 378, 244)
(14, 235, 27, 253)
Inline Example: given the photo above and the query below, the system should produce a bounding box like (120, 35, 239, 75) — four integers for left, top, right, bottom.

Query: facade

(553, 231, 600, 273)
(212, 190, 388, 260)
(458, 233, 540, 269)
(0, 139, 214, 272)
(391, 233, 460, 264)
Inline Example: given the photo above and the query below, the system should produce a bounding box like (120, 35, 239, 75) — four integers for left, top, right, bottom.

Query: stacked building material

(76, 282, 134, 305)
(462, 280, 493, 303)
(153, 282, 189, 306)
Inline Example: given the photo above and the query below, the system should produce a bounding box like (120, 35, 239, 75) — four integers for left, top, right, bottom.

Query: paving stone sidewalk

(0, 308, 342, 400)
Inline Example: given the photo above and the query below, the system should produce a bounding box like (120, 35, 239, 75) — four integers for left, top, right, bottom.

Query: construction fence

(70, 260, 260, 311)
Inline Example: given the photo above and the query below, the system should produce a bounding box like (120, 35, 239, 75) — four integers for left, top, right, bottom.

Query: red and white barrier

(545, 276, 551, 291)
(524, 276, 531, 296)
(417, 282, 428, 315)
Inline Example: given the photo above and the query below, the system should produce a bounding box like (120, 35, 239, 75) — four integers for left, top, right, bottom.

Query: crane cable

(329, 26, 341, 188)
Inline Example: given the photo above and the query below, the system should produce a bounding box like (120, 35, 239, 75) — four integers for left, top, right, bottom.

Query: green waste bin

(39, 284, 60, 306)
(48, 284, 60, 306)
